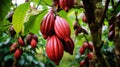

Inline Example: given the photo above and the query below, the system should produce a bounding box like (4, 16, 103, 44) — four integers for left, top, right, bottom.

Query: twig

(100, 0, 110, 25)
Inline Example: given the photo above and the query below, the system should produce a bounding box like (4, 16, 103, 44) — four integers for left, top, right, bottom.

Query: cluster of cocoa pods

(108, 23, 115, 41)
(73, 13, 88, 36)
(40, 10, 74, 65)
(79, 41, 94, 67)
(54, 0, 74, 11)
(9, 28, 38, 59)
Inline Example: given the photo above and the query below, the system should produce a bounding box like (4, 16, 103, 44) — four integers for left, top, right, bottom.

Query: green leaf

(0, 20, 10, 32)
(12, 2, 30, 34)
(0, 0, 12, 22)
(24, 10, 48, 34)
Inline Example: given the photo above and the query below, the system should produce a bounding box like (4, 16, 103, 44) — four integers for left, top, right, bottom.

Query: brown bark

(82, 0, 110, 67)
(114, 16, 120, 67)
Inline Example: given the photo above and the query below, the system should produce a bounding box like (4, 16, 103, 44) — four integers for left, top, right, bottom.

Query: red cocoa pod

(87, 52, 93, 60)
(82, 41, 88, 49)
(108, 30, 115, 41)
(9, 26, 16, 37)
(46, 35, 64, 65)
(30, 38, 37, 49)
(54, 16, 71, 42)
(59, 0, 74, 11)
(32, 34, 38, 42)
(14, 48, 22, 60)
(73, 21, 79, 30)
(82, 13, 87, 23)
(109, 24, 114, 31)
(62, 37, 74, 55)
(40, 10, 55, 39)
(18, 37, 25, 46)
(80, 60, 85, 67)
(10, 43, 18, 53)
(79, 46, 85, 55)
(88, 42, 93, 51)
(26, 33, 33, 44)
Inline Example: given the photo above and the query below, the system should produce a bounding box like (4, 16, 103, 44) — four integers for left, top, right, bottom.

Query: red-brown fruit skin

(54, 16, 71, 42)
(62, 37, 74, 55)
(32, 34, 38, 42)
(80, 60, 85, 67)
(82, 41, 88, 49)
(87, 52, 93, 60)
(88, 42, 93, 51)
(30, 38, 37, 49)
(59, 0, 74, 11)
(40, 10, 55, 39)
(26, 33, 33, 44)
(82, 14, 87, 23)
(14, 49, 22, 60)
(108, 30, 115, 41)
(9, 26, 16, 37)
(18, 37, 25, 46)
(79, 46, 85, 55)
(10, 43, 17, 53)
(46, 35, 64, 65)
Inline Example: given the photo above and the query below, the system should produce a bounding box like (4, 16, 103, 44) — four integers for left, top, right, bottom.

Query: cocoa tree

(0, 0, 120, 67)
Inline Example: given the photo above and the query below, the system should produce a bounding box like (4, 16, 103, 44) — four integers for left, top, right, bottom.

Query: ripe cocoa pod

(82, 13, 87, 23)
(26, 33, 33, 44)
(62, 37, 74, 55)
(80, 60, 85, 67)
(9, 26, 16, 37)
(88, 42, 93, 51)
(59, 0, 74, 11)
(54, 16, 71, 42)
(32, 34, 38, 42)
(10, 43, 18, 53)
(82, 41, 88, 49)
(87, 52, 93, 60)
(18, 37, 25, 46)
(109, 24, 114, 31)
(14, 48, 22, 60)
(108, 30, 115, 41)
(30, 38, 37, 49)
(40, 10, 55, 39)
(79, 46, 85, 55)
(46, 35, 64, 65)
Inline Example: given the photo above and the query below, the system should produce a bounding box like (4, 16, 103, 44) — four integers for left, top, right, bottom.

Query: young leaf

(12, 2, 30, 34)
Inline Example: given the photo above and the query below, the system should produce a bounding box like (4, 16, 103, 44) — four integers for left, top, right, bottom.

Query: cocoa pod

(46, 35, 64, 65)
(40, 10, 55, 39)
(26, 33, 33, 44)
(18, 37, 25, 46)
(59, 0, 74, 11)
(9, 26, 16, 37)
(82, 41, 88, 49)
(82, 13, 87, 23)
(10, 43, 18, 53)
(87, 52, 93, 60)
(108, 30, 115, 41)
(79, 46, 85, 55)
(30, 38, 37, 49)
(88, 42, 93, 51)
(80, 60, 85, 67)
(62, 37, 74, 55)
(54, 16, 71, 42)
(109, 24, 114, 31)
(14, 48, 22, 60)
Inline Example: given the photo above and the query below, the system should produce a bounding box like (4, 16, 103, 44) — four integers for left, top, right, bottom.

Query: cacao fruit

(87, 52, 93, 60)
(14, 48, 22, 60)
(10, 43, 18, 53)
(30, 38, 37, 49)
(18, 37, 25, 46)
(62, 37, 74, 55)
(59, 0, 74, 11)
(26, 33, 33, 44)
(108, 30, 115, 41)
(82, 41, 88, 49)
(32, 34, 38, 42)
(79, 46, 85, 55)
(80, 60, 85, 67)
(82, 13, 87, 23)
(9, 26, 16, 37)
(40, 10, 55, 39)
(46, 35, 64, 65)
(88, 42, 93, 51)
(54, 16, 71, 42)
